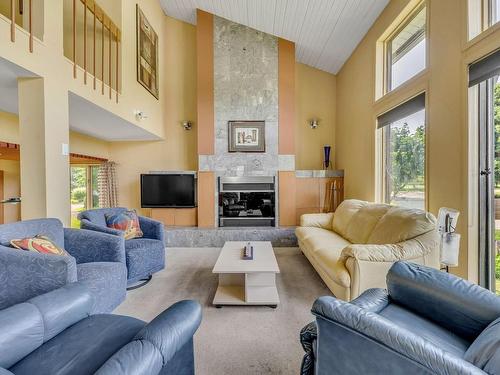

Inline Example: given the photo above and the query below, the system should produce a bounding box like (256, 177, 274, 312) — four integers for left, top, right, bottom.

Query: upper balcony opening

(63, 0, 122, 99)
(0, 0, 44, 42)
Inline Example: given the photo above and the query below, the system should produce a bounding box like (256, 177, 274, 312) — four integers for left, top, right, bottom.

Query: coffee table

(212, 241, 280, 307)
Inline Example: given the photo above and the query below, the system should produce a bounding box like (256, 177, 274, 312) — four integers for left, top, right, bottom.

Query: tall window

(378, 93, 426, 209)
(468, 48, 500, 293)
(386, 5, 426, 92)
(70, 165, 100, 228)
(468, 0, 500, 40)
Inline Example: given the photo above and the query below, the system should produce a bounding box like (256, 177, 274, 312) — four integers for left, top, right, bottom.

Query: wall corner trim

(196, 9, 214, 155)
(278, 38, 296, 156)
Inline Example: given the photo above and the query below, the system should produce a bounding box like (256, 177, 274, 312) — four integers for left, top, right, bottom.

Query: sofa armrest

(340, 230, 439, 263)
(0, 245, 77, 309)
(139, 216, 165, 242)
(312, 296, 487, 375)
(350, 288, 390, 312)
(299, 213, 334, 229)
(80, 219, 124, 237)
(95, 300, 202, 375)
(300, 322, 317, 375)
(63, 228, 125, 264)
(134, 300, 202, 364)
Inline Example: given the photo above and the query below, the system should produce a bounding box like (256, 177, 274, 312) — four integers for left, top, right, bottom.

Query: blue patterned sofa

(0, 282, 202, 375)
(0, 218, 126, 313)
(78, 208, 165, 287)
(300, 261, 500, 375)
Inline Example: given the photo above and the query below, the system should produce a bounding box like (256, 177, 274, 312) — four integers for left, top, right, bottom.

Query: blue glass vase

(323, 145, 331, 169)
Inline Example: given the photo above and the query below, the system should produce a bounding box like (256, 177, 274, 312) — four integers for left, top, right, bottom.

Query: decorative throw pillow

(10, 235, 69, 256)
(105, 210, 143, 240)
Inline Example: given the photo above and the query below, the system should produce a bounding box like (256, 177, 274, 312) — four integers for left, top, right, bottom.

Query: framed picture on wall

(136, 5, 159, 99)
(228, 121, 266, 152)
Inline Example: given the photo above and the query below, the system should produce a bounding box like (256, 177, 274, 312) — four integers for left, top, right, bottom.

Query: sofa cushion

(464, 317, 500, 373)
(314, 247, 351, 288)
(27, 283, 93, 342)
(379, 303, 471, 357)
(10, 235, 69, 256)
(10, 314, 146, 375)
(105, 210, 143, 240)
(125, 239, 165, 282)
(331, 199, 368, 237)
(297, 228, 352, 287)
(367, 206, 436, 244)
(343, 204, 391, 244)
(0, 219, 64, 249)
(0, 303, 43, 368)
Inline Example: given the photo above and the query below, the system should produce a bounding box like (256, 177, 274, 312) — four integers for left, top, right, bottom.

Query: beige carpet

(114, 247, 332, 375)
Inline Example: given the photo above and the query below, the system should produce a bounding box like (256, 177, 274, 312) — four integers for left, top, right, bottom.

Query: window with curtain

(377, 93, 426, 209)
(386, 5, 426, 92)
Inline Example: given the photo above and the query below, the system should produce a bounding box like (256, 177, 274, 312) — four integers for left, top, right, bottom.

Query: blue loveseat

(0, 218, 126, 313)
(78, 208, 165, 286)
(301, 261, 500, 375)
(0, 282, 202, 375)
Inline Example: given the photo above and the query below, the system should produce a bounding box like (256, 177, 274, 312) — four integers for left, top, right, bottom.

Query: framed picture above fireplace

(228, 121, 265, 152)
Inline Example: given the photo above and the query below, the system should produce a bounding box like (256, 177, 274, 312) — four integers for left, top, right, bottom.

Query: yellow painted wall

(69, 132, 110, 159)
(110, 15, 197, 212)
(0, 111, 19, 144)
(295, 63, 336, 170)
(0, 160, 21, 223)
(335, 0, 500, 280)
(0, 111, 110, 159)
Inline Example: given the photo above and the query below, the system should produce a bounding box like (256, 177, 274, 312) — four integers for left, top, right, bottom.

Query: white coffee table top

(212, 241, 280, 274)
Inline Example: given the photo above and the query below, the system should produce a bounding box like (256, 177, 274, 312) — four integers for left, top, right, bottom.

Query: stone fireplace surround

(197, 16, 285, 228)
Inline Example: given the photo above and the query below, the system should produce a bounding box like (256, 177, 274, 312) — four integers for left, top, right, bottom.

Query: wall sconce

(181, 120, 193, 130)
(309, 119, 319, 129)
(134, 110, 148, 120)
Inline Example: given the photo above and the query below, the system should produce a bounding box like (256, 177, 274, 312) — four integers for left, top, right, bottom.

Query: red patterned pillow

(11, 235, 69, 256)
(105, 209, 143, 240)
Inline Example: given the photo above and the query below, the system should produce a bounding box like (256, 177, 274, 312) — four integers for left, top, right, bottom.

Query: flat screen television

(141, 173, 196, 208)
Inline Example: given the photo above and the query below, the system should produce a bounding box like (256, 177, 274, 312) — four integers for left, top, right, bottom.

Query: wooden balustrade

(72, 0, 121, 102)
(5, 0, 120, 100)
(8, 0, 34, 52)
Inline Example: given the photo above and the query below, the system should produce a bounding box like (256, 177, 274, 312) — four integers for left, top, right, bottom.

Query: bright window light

(386, 6, 426, 92)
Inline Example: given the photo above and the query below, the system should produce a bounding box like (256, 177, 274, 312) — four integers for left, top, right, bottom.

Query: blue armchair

(78, 208, 165, 287)
(0, 282, 202, 375)
(301, 261, 500, 375)
(0, 218, 126, 313)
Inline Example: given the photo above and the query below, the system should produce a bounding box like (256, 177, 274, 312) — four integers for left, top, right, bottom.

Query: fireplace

(218, 176, 276, 227)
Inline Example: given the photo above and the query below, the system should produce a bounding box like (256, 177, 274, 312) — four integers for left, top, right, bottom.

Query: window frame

(468, 0, 500, 40)
(384, 3, 427, 94)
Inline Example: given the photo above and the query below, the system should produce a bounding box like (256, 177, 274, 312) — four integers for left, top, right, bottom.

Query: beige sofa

(295, 199, 440, 301)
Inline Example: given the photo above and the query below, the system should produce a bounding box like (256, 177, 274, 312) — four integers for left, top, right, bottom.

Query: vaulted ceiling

(159, 0, 389, 74)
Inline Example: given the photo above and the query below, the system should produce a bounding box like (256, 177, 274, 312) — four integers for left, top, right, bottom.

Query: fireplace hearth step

(164, 227, 297, 248)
